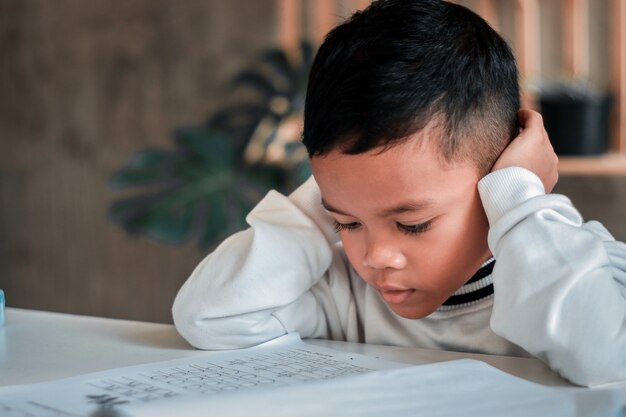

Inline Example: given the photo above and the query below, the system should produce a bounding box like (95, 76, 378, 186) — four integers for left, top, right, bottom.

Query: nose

(363, 235, 407, 270)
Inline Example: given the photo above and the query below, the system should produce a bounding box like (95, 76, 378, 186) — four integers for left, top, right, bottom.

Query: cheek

(407, 197, 489, 281)
(338, 233, 367, 273)
(402, 230, 452, 281)
(433, 194, 490, 269)
(457, 193, 489, 246)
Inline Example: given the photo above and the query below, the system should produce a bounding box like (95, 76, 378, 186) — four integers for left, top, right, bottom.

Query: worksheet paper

(0, 333, 403, 417)
(127, 359, 624, 417)
(0, 333, 623, 417)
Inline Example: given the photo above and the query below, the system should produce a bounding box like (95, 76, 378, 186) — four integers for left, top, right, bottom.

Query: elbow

(172, 299, 288, 351)
(490, 314, 626, 387)
(171, 300, 214, 350)
(550, 352, 626, 387)
(171, 306, 245, 350)
(170, 279, 233, 350)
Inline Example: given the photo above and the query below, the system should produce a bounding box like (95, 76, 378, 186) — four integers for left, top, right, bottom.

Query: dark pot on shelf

(539, 85, 612, 156)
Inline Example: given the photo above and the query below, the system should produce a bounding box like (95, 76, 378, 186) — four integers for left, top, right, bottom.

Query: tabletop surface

(0, 307, 572, 388)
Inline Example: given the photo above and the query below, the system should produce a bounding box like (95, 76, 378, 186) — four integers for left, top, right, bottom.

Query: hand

(491, 109, 559, 193)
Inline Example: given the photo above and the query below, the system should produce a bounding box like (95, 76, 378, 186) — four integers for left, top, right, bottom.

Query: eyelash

(333, 221, 361, 233)
(333, 220, 433, 236)
(397, 221, 433, 235)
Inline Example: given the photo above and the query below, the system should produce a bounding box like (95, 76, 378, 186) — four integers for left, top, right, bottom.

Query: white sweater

(172, 167, 626, 386)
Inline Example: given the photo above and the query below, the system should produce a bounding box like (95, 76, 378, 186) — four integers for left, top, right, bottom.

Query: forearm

(479, 168, 626, 386)
(172, 177, 336, 349)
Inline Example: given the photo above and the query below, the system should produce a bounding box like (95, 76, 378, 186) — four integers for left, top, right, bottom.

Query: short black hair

(302, 0, 520, 173)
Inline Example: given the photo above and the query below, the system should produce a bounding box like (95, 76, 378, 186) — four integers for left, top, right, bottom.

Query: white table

(0, 307, 574, 388)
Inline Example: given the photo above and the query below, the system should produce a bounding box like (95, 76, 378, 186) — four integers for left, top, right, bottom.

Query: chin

(389, 303, 439, 320)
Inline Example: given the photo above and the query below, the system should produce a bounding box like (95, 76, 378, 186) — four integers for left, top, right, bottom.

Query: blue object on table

(0, 289, 4, 326)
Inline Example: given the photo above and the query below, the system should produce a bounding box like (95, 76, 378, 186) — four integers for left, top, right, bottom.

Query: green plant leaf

(197, 195, 230, 249)
(259, 49, 293, 90)
(109, 150, 185, 189)
(298, 41, 315, 75)
(294, 160, 312, 185)
(175, 128, 236, 170)
(231, 70, 280, 98)
(108, 40, 317, 249)
(131, 198, 197, 244)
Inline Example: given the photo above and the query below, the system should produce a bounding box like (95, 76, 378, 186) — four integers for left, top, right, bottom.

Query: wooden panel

(277, 0, 302, 53)
(352, 0, 371, 11)
(475, 0, 498, 28)
(554, 176, 626, 242)
(611, 0, 626, 152)
(310, 0, 336, 44)
(0, 0, 276, 323)
(514, 0, 540, 109)
(559, 155, 626, 176)
(562, 0, 589, 78)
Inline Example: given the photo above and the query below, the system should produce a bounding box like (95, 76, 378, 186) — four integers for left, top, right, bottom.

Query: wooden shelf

(558, 154, 626, 175)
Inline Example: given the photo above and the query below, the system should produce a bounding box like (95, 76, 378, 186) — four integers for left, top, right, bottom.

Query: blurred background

(1, 0, 625, 324)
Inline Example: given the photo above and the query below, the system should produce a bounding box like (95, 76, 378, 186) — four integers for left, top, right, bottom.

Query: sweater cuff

(478, 167, 546, 226)
(289, 176, 338, 243)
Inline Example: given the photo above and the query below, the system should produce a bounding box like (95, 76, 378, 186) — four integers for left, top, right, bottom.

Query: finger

(517, 109, 543, 133)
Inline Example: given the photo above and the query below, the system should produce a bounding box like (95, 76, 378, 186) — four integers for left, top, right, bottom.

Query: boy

(173, 0, 626, 386)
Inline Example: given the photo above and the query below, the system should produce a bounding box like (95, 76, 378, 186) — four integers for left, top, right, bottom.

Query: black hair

(302, 0, 520, 173)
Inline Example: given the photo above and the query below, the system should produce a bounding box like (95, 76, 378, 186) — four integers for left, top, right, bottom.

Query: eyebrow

(321, 198, 435, 217)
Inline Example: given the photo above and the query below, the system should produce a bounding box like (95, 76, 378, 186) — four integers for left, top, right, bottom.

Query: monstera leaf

(109, 41, 314, 249)
(230, 41, 313, 170)
(109, 127, 283, 248)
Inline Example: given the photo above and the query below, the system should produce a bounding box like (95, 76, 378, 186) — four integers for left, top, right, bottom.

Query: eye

(333, 220, 361, 233)
(397, 220, 433, 236)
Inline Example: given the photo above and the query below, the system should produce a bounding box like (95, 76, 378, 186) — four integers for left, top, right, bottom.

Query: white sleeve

(478, 167, 626, 386)
(172, 177, 345, 350)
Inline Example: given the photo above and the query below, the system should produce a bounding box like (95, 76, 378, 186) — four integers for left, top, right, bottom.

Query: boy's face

(310, 132, 492, 319)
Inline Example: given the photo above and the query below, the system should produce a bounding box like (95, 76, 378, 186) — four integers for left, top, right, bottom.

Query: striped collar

(437, 258, 495, 312)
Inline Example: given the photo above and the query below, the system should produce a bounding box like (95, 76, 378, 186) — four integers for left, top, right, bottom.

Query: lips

(376, 287, 416, 304)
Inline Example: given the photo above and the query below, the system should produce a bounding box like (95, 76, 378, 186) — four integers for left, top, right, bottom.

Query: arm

(172, 177, 344, 350)
(479, 110, 626, 386)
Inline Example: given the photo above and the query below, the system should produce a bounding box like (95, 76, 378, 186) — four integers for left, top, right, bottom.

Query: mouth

(376, 288, 416, 304)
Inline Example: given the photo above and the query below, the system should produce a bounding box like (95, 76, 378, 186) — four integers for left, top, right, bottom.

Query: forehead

(310, 135, 480, 215)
